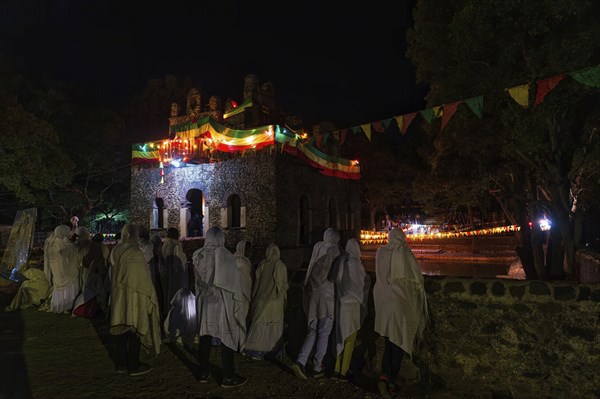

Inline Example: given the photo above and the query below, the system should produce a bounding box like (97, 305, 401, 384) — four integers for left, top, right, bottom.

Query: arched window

(328, 197, 338, 229)
(227, 194, 241, 228)
(299, 195, 311, 245)
(156, 198, 165, 228)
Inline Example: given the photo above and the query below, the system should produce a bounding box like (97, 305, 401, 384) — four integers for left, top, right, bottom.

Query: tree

(407, 0, 600, 279)
(0, 73, 74, 214)
(343, 124, 425, 230)
(120, 75, 195, 142)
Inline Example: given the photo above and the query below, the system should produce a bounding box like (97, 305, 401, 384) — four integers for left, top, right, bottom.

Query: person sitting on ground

(193, 226, 247, 388)
(242, 243, 289, 361)
(6, 267, 51, 312)
(109, 223, 161, 376)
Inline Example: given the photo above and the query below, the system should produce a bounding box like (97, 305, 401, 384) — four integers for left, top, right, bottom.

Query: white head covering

(373, 228, 428, 357)
(304, 228, 341, 286)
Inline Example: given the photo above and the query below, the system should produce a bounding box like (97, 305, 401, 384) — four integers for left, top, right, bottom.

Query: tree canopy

(406, 0, 600, 279)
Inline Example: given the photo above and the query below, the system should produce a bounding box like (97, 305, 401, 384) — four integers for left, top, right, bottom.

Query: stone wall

(130, 149, 360, 269)
(287, 275, 599, 397)
(274, 153, 361, 269)
(392, 277, 599, 397)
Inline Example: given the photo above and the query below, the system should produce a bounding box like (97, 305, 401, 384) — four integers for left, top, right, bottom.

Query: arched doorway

(186, 189, 204, 236)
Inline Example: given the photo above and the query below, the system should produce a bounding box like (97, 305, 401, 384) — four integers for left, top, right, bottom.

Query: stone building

(130, 75, 361, 269)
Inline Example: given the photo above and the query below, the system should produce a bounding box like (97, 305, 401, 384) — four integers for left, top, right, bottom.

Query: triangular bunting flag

(396, 112, 417, 134)
(506, 84, 530, 108)
(464, 96, 483, 118)
(340, 129, 348, 145)
(315, 133, 323, 148)
(535, 74, 565, 106)
(332, 130, 340, 140)
(382, 118, 392, 129)
(322, 132, 331, 146)
(361, 124, 372, 141)
(372, 120, 385, 133)
(352, 126, 363, 136)
(570, 66, 600, 88)
(432, 106, 443, 118)
(441, 101, 462, 130)
(420, 108, 435, 123)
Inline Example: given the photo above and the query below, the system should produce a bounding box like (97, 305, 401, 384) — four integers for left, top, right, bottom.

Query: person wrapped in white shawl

(374, 228, 428, 397)
(242, 243, 288, 360)
(45, 225, 80, 314)
(192, 226, 247, 386)
(292, 228, 341, 380)
(109, 224, 161, 375)
(332, 238, 370, 381)
(234, 240, 254, 331)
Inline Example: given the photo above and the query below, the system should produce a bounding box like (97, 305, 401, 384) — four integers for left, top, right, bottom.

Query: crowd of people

(6, 222, 429, 398)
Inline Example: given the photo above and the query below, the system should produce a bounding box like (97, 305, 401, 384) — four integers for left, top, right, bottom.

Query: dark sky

(0, 0, 427, 130)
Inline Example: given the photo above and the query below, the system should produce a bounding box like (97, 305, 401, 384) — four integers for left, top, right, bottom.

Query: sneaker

(198, 372, 211, 383)
(312, 370, 325, 379)
(291, 362, 308, 380)
(221, 374, 247, 388)
(332, 373, 347, 382)
(115, 367, 127, 374)
(129, 363, 153, 376)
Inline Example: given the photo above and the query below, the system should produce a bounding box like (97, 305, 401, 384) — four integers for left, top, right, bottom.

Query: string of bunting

(333, 65, 600, 143)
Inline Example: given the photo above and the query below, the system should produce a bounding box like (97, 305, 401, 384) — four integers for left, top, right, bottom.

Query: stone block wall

(286, 275, 599, 397)
(404, 277, 599, 397)
(274, 153, 361, 269)
(576, 249, 600, 283)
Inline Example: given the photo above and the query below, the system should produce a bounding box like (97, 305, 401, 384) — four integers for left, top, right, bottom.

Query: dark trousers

(198, 335, 235, 379)
(115, 331, 141, 371)
(381, 337, 404, 383)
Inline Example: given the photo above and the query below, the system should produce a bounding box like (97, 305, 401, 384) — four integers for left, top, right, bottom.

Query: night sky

(0, 0, 427, 131)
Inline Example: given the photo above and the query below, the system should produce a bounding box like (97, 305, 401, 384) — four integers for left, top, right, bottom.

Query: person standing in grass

(374, 228, 428, 398)
(242, 243, 288, 360)
(109, 223, 161, 376)
(332, 238, 370, 382)
(291, 228, 341, 380)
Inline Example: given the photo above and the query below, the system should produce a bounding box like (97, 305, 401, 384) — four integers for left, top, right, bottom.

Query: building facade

(130, 75, 360, 268)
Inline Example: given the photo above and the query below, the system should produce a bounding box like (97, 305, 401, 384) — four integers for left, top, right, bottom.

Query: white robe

(373, 228, 428, 357)
(334, 238, 370, 356)
(193, 226, 246, 351)
(46, 225, 80, 313)
(244, 244, 288, 352)
(303, 228, 340, 323)
(109, 224, 161, 357)
(234, 240, 253, 328)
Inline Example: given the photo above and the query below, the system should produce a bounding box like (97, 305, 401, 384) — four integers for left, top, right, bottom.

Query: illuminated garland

(360, 225, 521, 245)
(132, 118, 361, 180)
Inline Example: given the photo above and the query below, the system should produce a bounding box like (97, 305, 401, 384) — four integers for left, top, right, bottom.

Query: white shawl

(109, 224, 161, 357)
(303, 228, 340, 322)
(334, 238, 370, 356)
(193, 226, 246, 351)
(373, 228, 428, 358)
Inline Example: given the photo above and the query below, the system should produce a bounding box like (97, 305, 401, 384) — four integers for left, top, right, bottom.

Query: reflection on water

(419, 259, 525, 280)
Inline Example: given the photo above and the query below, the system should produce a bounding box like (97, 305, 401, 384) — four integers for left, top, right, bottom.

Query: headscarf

(234, 240, 253, 303)
(254, 243, 288, 300)
(304, 228, 341, 287)
(374, 228, 428, 357)
(337, 238, 368, 305)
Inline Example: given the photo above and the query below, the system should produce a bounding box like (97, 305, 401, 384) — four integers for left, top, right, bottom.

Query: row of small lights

(359, 225, 522, 244)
